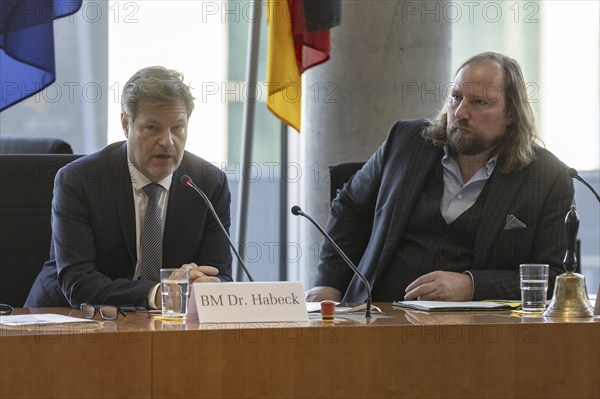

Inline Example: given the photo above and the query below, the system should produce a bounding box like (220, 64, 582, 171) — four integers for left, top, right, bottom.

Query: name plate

(187, 281, 309, 323)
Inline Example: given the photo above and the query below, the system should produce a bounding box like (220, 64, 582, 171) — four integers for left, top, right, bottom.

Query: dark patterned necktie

(139, 183, 164, 281)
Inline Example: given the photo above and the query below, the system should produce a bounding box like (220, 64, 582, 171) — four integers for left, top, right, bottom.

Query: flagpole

(279, 121, 288, 281)
(235, 0, 262, 281)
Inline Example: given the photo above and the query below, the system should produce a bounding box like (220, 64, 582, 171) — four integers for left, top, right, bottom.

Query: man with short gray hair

(26, 66, 232, 309)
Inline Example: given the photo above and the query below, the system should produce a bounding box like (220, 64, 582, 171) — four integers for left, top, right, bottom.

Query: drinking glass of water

(519, 264, 549, 312)
(160, 268, 190, 320)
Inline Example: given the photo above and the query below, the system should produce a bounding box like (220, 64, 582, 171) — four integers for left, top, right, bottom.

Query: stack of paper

(393, 301, 513, 312)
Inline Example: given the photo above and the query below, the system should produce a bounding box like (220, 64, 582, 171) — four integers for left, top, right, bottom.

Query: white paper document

(393, 300, 512, 312)
(305, 302, 382, 314)
(306, 302, 340, 312)
(0, 313, 95, 326)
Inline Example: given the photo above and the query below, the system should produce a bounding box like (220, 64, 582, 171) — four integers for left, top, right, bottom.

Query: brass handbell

(543, 205, 594, 318)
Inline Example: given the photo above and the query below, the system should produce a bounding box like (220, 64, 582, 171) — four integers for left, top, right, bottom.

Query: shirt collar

(483, 154, 498, 177)
(127, 161, 173, 192)
(442, 146, 498, 180)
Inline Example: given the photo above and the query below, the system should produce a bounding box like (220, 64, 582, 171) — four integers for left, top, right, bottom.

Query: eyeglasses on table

(80, 304, 128, 320)
(0, 303, 13, 315)
(80, 303, 150, 320)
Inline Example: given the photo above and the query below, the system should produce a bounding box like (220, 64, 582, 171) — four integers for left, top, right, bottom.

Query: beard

(446, 122, 504, 156)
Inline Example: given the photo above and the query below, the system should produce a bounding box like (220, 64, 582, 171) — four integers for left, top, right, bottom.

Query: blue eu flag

(0, 0, 82, 111)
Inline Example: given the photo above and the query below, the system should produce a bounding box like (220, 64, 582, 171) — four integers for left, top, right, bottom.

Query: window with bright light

(107, 1, 229, 162)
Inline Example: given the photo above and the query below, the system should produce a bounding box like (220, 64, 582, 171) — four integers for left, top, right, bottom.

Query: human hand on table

(181, 263, 220, 283)
(305, 286, 342, 302)
(404, 271, 473, 301)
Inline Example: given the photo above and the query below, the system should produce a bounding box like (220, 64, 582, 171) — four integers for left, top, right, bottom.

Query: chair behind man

(329, 162, 366, 204)
(0, 136, 73, 154)
(0, 154, 81, 306)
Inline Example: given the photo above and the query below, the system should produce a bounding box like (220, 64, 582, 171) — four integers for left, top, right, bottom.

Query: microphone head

(567, 168, 579, 178)
(180, 174, 193, 187)
(291, 205, 302, 216)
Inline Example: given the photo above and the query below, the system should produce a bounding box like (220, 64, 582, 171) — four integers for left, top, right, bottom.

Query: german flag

(267, 0, 341, 131)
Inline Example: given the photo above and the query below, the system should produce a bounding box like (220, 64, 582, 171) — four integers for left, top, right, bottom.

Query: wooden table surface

(1, 304, 599, 398)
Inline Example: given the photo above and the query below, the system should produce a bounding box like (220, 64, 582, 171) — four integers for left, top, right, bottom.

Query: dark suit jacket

(314, 119, 574, 302)
(25, 142, 232, 308)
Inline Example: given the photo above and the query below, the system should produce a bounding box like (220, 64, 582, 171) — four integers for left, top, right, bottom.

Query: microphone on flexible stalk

(180, 175, 254, 282)
(567, 168, 600, 203)
(291, 205, 372, 318)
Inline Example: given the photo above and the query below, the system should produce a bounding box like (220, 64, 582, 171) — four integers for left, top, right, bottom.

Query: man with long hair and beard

(307, 52, 573, 303)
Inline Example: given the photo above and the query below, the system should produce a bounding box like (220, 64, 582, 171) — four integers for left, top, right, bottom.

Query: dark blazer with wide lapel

(25, 142, 232, 308)
(315, 119, 573, 302)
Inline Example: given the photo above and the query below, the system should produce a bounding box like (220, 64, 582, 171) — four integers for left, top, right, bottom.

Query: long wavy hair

(422, 52, 539, 173)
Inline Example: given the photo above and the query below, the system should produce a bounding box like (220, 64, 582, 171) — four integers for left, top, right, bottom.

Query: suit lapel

(374, 145, 443, 280)
(347, 141, 443, 301)
(109, 143, 137, 264)
(473, 166, 530, 267)
(162, 164, 191, 267)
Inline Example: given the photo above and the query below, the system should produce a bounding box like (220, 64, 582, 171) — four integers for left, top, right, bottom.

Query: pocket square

(504, 214, 526, 230)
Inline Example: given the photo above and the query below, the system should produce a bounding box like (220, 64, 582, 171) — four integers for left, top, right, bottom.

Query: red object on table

(320, 300, 335, 320)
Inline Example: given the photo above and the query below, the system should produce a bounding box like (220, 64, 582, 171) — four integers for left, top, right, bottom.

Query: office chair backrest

(328, 162, 366, 204)
(0, 154, 82, 306)
(0, 136, 73, 154)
